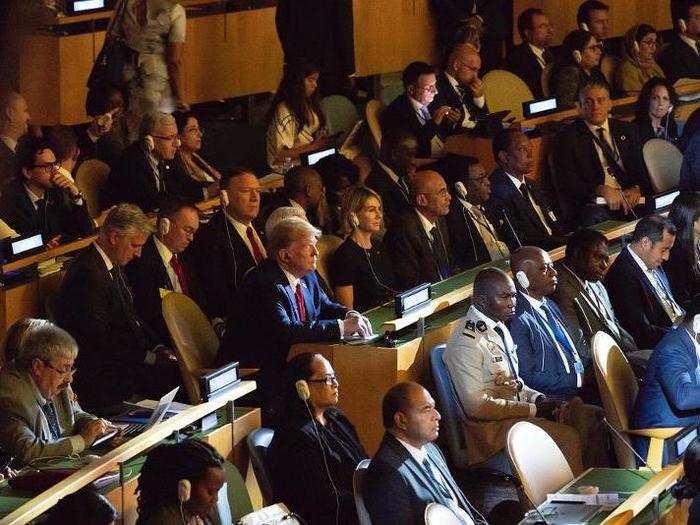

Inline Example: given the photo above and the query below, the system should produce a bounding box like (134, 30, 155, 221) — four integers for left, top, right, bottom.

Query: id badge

(574, 360, 585, 374)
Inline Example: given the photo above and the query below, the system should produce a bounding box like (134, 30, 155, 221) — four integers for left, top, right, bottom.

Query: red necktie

(295, 282, 307, 323)
(170, 255, 190, 296)
(246, 226, 265, 265)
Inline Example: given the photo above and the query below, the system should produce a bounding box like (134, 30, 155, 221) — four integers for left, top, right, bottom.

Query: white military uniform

(444, 305, 584, 470)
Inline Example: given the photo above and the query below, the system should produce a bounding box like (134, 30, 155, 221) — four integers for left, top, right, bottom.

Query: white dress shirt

(528, 43, 547, 68)
(627, 245, 684, 322)
(504, 172, 553, 235)
(445, 72, 485, 130)
(409, 96, 444, 157)
(153, 236, 181, 293)
(460, 198, 509, 260)
(225, 213, 267, 261)
(585, 118, 624, 190)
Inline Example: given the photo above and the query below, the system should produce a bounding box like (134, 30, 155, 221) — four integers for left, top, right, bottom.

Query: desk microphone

(454, 182, 479, 263)
(602, 418, 658, 474)
(500, 208, 522, 248)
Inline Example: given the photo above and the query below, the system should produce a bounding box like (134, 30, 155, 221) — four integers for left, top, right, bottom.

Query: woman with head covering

(615, 24, 665, 96)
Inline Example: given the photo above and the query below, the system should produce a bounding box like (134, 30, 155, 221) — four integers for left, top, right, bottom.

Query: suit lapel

(387, 436, 448, 504)
(622, 249, 668, 318)
(426, 444, 471, 512)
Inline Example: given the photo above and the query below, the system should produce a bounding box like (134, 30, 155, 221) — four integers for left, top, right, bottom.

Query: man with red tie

(126, 199, 208, 343)
(190, 168, 267, 321)
(218, 216, 372, 419)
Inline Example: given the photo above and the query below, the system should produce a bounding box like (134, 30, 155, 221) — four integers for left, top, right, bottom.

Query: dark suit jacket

(56, 245, 161, 409)
(506, 43, 549, 99)
(551, 264, 638, 356)
(218, 259, 348, 406)
(604, 246, 675, 349)
(381, 94, 442, 159)
(663, 244, 700, 312)
(430, 0, 476, 51)
(125, 237, 207, 344)
(364, 433, 480, 525)
(484, 168, 564, 250)
(189, 210, 258, 319)
(428, 71, 489, 136)
(634, 116, 680, 146)
(0, 177, 94, 241)
(0, 141, 16, 185)
(364, 161, 411, 231)
(164, 154, 209, 204)
(108, 141, 168, 212)
(659, 36, 700, 84)
(445, 199, 492, 271)
(384, 209, 454, 291)
(552, 118, 652, 229)
(510, 291, 590, 399)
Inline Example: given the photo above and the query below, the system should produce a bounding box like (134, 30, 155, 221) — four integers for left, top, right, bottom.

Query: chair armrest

(627, 428, 684, 439)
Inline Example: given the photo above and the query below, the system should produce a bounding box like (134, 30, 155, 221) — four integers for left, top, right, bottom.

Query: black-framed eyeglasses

(152, 134, 180, 143)
(40, 359, 77, 377)
(307, 374, 340, 386)
(32, 162, 59, 173)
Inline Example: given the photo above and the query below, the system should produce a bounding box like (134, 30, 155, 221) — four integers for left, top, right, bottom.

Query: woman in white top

(266, 60, 332, 173)
(117, 0, 188, 135)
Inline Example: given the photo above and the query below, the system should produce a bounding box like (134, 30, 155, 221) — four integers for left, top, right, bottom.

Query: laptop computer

(106, 386, 180, 441)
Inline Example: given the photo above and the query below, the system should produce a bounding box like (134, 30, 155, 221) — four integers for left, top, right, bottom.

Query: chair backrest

(222, 461, 254, 522)
(353, 458, 372, 525)
(365, 99, 385, 153)
(246, 427, 275, 505)
(541, 63, 554, 98)
(592, 331, 639, 468)
(643, 138, 683, 193)
(316, 234, 343, 293)
(161, 292, 219, 404)
(75, 158, 110, 218)
(506, 421, 574, 507)
(482, 69, 534, 121)
(321, 95, 359, 141)
(600, 54, 620, 86)
(424, 502, 472, 525)
(430, 345, 470, 469)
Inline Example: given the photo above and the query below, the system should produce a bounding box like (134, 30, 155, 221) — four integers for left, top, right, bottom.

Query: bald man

(257, 165, 324, 232)
(443, 268, 584, 471)
(429, 43, 489, 136)
(384, 170, 455, 290)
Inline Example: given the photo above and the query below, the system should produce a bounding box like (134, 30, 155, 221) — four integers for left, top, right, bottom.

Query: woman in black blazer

(634, 77, 680, 146)
(268, 353, 368, 525)
(664, 192, 700, 310)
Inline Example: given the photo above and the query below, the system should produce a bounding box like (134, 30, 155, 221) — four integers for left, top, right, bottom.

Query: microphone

(218, 189, 239, 288)
(664, 105, 674, 140)
(454, 182, 479, 263)
(500, 208, 522, 248)
(602, 417, 658, 474)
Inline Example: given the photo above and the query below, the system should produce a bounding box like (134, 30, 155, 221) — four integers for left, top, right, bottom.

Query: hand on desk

(80, 419, 115, 446)
(621, 186, 642, 211)
(45, 235, 62, 250)
(343, 312, 373, 338)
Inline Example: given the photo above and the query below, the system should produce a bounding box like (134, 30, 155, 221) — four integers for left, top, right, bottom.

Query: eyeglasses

(32, 162, 59, 173)
(307, 374, 340, 386)
(152, 134, 180, 144)
(416, 85, 438, 94)
(41, 359, 77, 377)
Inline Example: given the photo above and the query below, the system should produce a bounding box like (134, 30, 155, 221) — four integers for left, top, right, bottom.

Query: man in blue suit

(632, 299, 700, 465)
(509, 246, 593, 401)
(364, 381, 486, 525)
(218, 216, 372, 415)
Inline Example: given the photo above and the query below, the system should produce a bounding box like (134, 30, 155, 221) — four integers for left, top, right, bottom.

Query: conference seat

(592, 332, 682, 471)
(162, 291, 219, 404)
(506, 421, 574, 507)
(424, 502, 472, 525)
(365, 99, 385, 153)
(222, 460, 254, 523)
(247, 427, 275, 505)
(75, 158, 110, 219)
(321, 95, 360, 141)
(541, 63, 554, 98)
(643, 139, 682, 193)
(316, 234, 343, 294)
(430, 344, 513, 478)
(482, 70, 534, 122)
(353, 458, 372, 525)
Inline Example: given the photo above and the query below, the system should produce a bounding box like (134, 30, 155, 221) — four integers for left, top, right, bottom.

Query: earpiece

(158, 217, 171, 236)
(144, 135, 155, 152)
(515, 270, 530, 290)
(633, 39, 640, 55)
(668, 104, 674, 114)
(573, 50, 583, 64)
(679, 18, 688, 34)
(295, 380, 310, 401)
(177, 479, 191, 503)
(220, 189, 229, 207)
(579, 22, 589, 32)
(693, 314, 700, 335)
(349, 212, 359, 229)
(454, 181, 468, 200)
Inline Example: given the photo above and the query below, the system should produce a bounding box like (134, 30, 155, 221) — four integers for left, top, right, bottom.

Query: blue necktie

(42, 401, 61, 440)
(541, 301, 576, 363)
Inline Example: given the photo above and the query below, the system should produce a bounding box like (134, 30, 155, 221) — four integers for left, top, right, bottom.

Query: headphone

(633, 39, 640, 55)
(454, 181, 468, 200)
(579, 22, 590, 32)
(573, 49, 583, 64)
(679, 18, 688, 34)
(515, 270, 530, 290)
(144, 135, 155, 152)
(158, 217, 171, 236)
(693, 315, 700, 335)
(219, 189, 229, 207)
(295, 379, 310, 401)
(178, 479, 191, 503)
(349, 212, 359, 229)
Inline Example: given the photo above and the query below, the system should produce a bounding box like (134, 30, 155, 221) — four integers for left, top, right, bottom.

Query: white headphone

(177, 479, 191, 503)
(158, 217, 171, 236)
(579, 22, 590, 32)
(349, 212, 359, 229)
(573, 49, 583, 64)
(515, 270, 530, 290)
(295, 379, 311, 401)
(693, 314, 700, 335)
(144, 135, 155, 152)
(679, 18, 688, 34)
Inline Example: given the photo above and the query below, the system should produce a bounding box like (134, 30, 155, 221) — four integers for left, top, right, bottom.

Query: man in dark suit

(659, 0, 700, 83)
(381, 62, 457, 160)
(365, 128, 416, 230)
(0, 90, 30, 185)
(509, 247, 595, 402)
(551, 228, 646, 364)
(429, 43, 489, 136)
(364, 381, 486, 525)
(0, 136, 94, 244)
(438, 154, 508, 270)
(485, 128, 565, 250)
(385, 170, 455, 290)
(126, 200, 206, 344)
(190, 168, 265, 321)
(506, 8, 554, 99)
(218, 216, 372, 413)
(576, 1, 613, 50)
(257, 166, 324, 233)
(56, 204, 180, 413)
(605, 215, 684, 350)
(108, 111, 180, 213)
